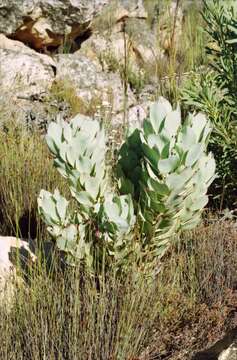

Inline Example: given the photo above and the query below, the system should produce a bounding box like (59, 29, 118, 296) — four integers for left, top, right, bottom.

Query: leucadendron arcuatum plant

(38, 97, 215, 271)
(117, 97, 216, 258)
(38, 115, 135, 268)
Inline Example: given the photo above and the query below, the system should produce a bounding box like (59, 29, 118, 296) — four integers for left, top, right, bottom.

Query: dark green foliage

(202, 0, 237, 100)
(181, 0, 237, 209)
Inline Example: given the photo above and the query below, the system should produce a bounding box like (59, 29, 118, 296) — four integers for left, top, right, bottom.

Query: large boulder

(91, 0, 147, 32)
(0, 35, 137, 127)
(0, 0, 109, 51)
(0, 35, 56, 97)
(0, 35, 62, 128)
(0, 236, 36, 274)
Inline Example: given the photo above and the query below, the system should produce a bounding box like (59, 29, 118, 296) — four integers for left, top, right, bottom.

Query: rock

(0, 236, 36, 303)
(0, 236, 36, 273)
(219, 343, 237, 360)
(0, 2, 159, 127)
(125, 18, 160, 65)
(80, 31, 139, 73)
(87, 0, 152, 69)
(0, 36, 56, 97)
(0, 36, 137, 126)
(0, 48, 55, 96)
(0, 34, 56, 68)
(82, 7, 163, 82)
(112, 102, 151, 127)
(112, 0, 148, 23)
(55, 53, 136, 114)
(0, 0, 109, 51)
(0, 35, 70, 127)
(79, 33, 108, 65)
(92, 0, 147, 31)
(192, 328, 237, 360)
(81, 19, 161, 81)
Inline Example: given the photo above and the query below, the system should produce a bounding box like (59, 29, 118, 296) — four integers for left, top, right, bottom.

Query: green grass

(49, 80, 104, 118)
(0, 121, 67, 238)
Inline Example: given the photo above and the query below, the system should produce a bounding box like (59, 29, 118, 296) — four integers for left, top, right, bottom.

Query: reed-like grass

(0, 121, 67, 238)
(146, 219, 237, 358)
(0, 258, 159, 360)
(0, 219, 236, 359)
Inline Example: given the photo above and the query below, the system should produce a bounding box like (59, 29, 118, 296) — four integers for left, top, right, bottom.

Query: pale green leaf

(186, 143, 202, 166)
(158, 155, 179, 174)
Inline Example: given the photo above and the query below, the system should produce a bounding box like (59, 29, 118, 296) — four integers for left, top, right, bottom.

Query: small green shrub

(38, 115, 135, 269)
(118, 97, 215, 260)
(38, 98, 215, 271)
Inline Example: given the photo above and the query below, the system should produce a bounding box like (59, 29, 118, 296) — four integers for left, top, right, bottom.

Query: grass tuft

(0, 121, 66, 238)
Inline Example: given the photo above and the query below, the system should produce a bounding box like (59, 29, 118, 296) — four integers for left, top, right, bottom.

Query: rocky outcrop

(0, 35, 136, 126)
(0, 0, 109, 51)
(0, 48, 55, 96)
(0, 0, 184, 129)
(114, 0, 147, 21)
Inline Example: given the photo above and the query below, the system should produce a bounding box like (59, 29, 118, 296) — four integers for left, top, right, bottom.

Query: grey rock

(0, 0, 109, 50)
(55, 53, 136, 114)
(0, 47, 55, 97)
(0, 35, 69, 127)
(112, 102, 151, 127)
(113, 0, 148, 22)
(80, 21, 160, 75)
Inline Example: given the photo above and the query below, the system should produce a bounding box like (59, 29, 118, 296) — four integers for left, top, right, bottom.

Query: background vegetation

(1, 1, 237, 359)
(181, 0, 237, 210)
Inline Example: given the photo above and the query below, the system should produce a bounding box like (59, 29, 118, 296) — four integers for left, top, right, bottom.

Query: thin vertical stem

(122, 19, 128, 134)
